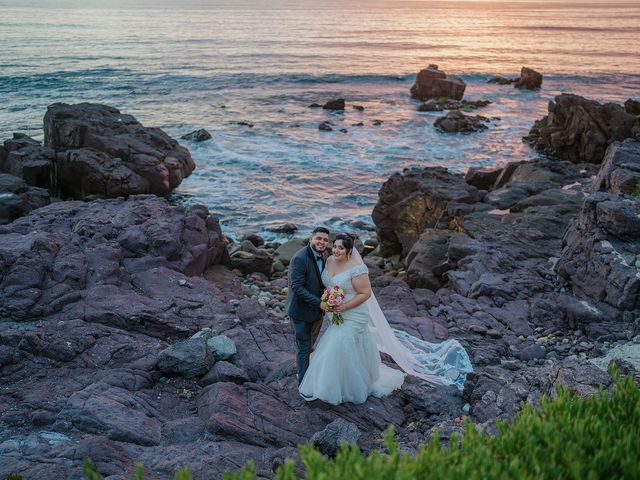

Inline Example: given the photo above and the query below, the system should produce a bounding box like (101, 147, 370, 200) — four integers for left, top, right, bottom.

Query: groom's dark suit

(287, 244, 325, 384)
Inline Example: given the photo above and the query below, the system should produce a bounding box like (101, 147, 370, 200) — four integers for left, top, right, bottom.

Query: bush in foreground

(81, 374, 639, 480)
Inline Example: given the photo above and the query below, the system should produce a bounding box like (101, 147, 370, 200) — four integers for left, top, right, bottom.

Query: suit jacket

(286, 244, 325, 323)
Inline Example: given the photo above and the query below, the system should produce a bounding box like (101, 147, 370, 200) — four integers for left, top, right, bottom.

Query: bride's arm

(334, 273, 371, 313)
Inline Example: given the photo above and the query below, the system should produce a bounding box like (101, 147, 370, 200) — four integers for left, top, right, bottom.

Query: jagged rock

(514, 67, 543, 90)
(206, 335, 237, 360)
(417, 100, 445, 112)
(0, 133, 53, 188)
(181, 129, 212, 142)
(434, 110, 490, 133)
(43, 103, 195, 197)
(157, 338, 215, 378)
(550, 358, 612, 398)
(524, 94, 639, 164)
(410, 64, 466, 101)
(372, 167, 482, 256)
(239, 233, 265, 247)
(593, 140, 640, 195)
(322, 99, 345, 111)
(624, 99, 640, 116)
(0, 173, 50, 224)
(310, 419, 361, 457)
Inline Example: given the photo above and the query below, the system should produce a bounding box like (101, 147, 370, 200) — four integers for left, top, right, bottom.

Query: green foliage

(84, 377, 640, 480)
(5, 473, 23, 480)
(632, 179, 640, 196)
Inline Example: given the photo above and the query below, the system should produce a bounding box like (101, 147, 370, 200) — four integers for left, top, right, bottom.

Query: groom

(286, 226, 330, 384)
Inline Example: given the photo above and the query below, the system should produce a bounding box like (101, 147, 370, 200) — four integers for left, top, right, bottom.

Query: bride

(298, 233, 472, 405)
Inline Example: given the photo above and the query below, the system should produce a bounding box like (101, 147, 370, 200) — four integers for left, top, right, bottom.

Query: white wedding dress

(298, 255, 473, 406)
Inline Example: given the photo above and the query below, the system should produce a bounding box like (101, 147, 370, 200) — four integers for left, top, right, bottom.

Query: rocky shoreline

(1, 95, 640, 479)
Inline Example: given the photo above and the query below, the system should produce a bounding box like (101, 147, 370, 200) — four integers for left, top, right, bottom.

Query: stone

(624, 98, 640, 116)
(274, 239, 306, 266)
(410, 64, 466, 101)
(0, 173, 50, 224)
(524, 94, 638, 164)
(157, 338, 214, 378)
(0, 134, 53, 188)
(488, 76, 515, 85)
(318, 121, 333, 131)
(310, 419, 361, 457)
(322, 99, 345, 111)
(230, 249, 273, 276)
(43, 103, 195, 197)
(180, 129, 212, 142)
(199, 361, 250, 386)
(517, 344, 546, 361)
(592, 140, 640, 195)
(514, 66, 543, 90)
(464, 166, 502, 190)
(206, 335, 237, 360)
(268, 223, 298, 234)
(434, 110, 490, 133)
(372, 167, 482, 256)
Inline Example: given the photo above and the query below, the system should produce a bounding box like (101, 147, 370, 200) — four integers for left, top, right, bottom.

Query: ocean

(1, 0, 639, 240)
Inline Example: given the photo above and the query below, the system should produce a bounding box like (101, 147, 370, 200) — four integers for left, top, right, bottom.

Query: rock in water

(0, 173, 50, 224)
(488, 76, 516, 85)
(43, 103, 196, 197)
(181, 128, 212, 142)
(514, 66, 543, 90)
(625, 98, 640, 116)
(524, 94, 639, 164)
(310, 419, 361, 456)
(434, 110, 490, 133)
(322, 99, 345, 110)
(157, 338, 215, 378)
(410, 64, 466, 101)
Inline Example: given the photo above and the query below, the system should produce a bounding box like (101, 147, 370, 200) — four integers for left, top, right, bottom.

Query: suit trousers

(291, 315, 323, 384)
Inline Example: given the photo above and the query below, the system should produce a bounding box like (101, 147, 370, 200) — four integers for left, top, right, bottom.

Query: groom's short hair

(312, 227, 330, 236)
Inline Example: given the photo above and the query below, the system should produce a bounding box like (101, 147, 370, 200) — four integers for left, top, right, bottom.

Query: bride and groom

(287, 227, 472, 405)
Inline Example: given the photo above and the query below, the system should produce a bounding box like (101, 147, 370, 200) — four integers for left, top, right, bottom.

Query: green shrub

(83, 376, 639, 480)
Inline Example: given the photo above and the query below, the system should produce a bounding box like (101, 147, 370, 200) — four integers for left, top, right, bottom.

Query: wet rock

(0, 173, 50, 224)
(318, 121, 333, 131)
(464, 166, 502, 190)
(524, 94, 638, 164)
(157, 338, 214, 378)
(308, 103, 322, 108)
(434, 110, 490, 133)
(410, 64, 466, 101)
(269, 223, 298, 234)
(322, 99, 345, 111)
(181, 129, 212, 142)
(514, 66, 543, 90)
(310, 419, 361, 457)
(0, 133, 53, 188)
(230, 249, 273, 276)
(417, 100, 445, 112)
(624, 98, 640, 116)
(353, 105, 365, 112)
(488, 76, 516, 85)
(237, 121, 254, 128)
(372, 166, 481, 256)
(44, 103, 196, 197)
(239, 233, 265, 247)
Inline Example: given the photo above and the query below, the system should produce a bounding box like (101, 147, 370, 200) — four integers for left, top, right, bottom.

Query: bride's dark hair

(333, 233, 354, 256)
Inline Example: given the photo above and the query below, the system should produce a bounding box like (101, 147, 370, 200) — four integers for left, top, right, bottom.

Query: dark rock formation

(488, 76, 516, 85)
(514, 67, 543, 90)
(524, 94, 640, 164)
(181, 129, 212, 142)
(44, 103, 196, 197)
(372, 167, 482, 256)
(556, 141, 640, 334)
(624, 99, 640, 116)
(0, 133, 53, 188)
(418, 99, 491, 113)
(410, 64, 466, 101)
(310, 419, 361, 457)
(322, 99, 345, 111)
(157, 338, 215, 378)
(0, 173, 50, 224)
(268, 222, 298, 234)
(319, 121, 333, 131)
(434, 110, 490, 133)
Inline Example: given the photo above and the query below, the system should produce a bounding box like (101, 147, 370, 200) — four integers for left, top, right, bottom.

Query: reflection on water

(1, 1, 639, 239)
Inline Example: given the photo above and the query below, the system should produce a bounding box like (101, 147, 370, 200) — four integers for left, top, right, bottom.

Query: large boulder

(0, 173, 50, 224)
(556, 141, 640, 332)
(0, 133, 54, 188)
(0, 195, 229, 327)
(157, 338, 215, 378)
(410, 65, 466, 101)
(514, 67, 543, 90)
(372, 167, 482, 256)
(524, 94, 639, 164)
(43, 103, 196, 197)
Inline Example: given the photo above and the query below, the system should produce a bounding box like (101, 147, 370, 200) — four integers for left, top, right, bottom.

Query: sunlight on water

(1, 1, 639, 239)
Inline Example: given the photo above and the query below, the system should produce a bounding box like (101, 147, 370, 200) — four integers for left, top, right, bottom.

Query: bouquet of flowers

(321, 285, 345, 325)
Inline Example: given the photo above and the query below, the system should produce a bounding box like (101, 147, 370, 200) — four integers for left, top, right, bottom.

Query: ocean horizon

(2, 0, 639, 240)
